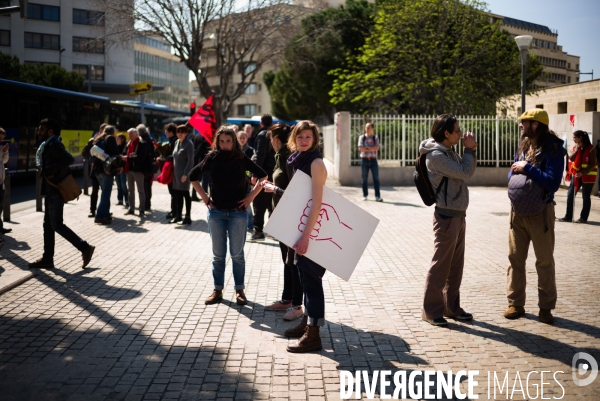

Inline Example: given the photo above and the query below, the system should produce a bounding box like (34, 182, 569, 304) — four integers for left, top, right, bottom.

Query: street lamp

(59, 47, 65, 66)
(514, 35, 533, 114)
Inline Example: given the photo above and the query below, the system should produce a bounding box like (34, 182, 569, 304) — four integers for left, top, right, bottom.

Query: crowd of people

(7, 108, 598, 354)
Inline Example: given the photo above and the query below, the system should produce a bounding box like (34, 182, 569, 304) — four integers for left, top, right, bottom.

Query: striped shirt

(358, 134, 379, 159)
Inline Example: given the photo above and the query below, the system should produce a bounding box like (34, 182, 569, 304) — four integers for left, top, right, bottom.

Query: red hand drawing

(298, 199, 353, 250)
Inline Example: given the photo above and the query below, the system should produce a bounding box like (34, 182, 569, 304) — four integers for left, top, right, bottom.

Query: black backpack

(414, 152, 448, 206)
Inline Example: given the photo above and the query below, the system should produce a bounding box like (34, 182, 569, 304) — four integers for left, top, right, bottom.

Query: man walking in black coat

(251, 114, 276, 240)
(29, 119, 95, 269)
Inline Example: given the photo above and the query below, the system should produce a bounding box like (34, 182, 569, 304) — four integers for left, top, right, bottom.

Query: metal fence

(350, 114, 520, 167)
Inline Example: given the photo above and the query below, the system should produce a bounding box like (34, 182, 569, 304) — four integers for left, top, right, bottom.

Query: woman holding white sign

(189, 126, 267, 307)
(263, 120, 328, 353)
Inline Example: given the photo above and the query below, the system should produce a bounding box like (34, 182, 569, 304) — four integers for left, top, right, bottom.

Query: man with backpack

(505, 109, 564, 325)
(418, 114, 477, 327)
(358, 122, 383, 202)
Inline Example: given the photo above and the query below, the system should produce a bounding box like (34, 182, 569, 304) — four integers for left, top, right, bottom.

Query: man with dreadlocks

(505, 109, 564, 325)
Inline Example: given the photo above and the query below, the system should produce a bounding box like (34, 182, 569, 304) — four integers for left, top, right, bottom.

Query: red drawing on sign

(298, 199, 353, 250)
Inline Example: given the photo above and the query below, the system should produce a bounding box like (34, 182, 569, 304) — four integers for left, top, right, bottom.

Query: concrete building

(0, 0, 134, 97)
(500, 78, 600, 118)
(491, 14, 581, 88)
(134, 35, 189, 111)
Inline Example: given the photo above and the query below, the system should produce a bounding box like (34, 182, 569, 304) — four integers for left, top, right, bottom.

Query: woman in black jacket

(190, 126, 267, 306)
(93, 125, 119, 225)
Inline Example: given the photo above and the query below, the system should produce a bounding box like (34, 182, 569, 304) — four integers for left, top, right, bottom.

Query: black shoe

(116, 201, 123, 205)
(1, 228, 12, 234)
(575, 219, 587, 224)
(88, 212, 96, 218)
(178, 217, 192, 225)
(82, 245, 95, 268)
(446, 312, 473, 321)
(169, 217, 182, 224)
(0, 240, 4, 251)
(29, 258, 54, 269)
(94, 218, 112, 225)
(139, 211, 145, 217)
(124, 210, 135, 216)
(251, 231, 265, 241)
(423, 317, 448, 327)
(166, 212, 173, 219)
(557, 217, 572, 222)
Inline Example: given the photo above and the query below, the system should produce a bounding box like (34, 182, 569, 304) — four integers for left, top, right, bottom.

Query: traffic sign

(129, 81, 152, 95)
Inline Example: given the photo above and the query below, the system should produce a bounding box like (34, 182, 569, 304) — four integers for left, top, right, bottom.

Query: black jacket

(40, 136, 74, 196)
(193, 134, 211, 165)
(252, 129, 275, 179)
(123, 139, 151, 173)
(92, 136, 119, 175)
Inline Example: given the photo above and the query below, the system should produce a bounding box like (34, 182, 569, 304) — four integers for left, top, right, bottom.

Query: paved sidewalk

(0, 180, 599, 400)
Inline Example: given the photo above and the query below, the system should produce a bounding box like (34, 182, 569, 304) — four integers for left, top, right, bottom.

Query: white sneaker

(362, 197, 368, 201)
(283, 306, 303, 321)
(375, 197, 383, 202)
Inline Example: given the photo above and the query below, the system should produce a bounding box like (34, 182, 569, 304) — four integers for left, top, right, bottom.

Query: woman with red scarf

(558, 130, 598, 223)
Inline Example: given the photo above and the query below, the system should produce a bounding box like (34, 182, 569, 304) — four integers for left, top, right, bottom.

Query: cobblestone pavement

(0, 180, 599, 401)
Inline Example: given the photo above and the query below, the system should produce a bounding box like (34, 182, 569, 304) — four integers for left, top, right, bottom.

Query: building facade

(0, 0, 134, 96)
(134, 36, 189, 111)
(491, 14, 581, 88)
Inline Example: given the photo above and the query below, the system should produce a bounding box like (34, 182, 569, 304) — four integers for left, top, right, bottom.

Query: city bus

(0, 79, 188, 177)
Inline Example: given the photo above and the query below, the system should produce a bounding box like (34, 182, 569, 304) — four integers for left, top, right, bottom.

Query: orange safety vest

(568, 145, 598, 183)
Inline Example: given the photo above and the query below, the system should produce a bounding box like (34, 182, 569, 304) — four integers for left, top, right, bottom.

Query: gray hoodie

(418, 138, 477, 217)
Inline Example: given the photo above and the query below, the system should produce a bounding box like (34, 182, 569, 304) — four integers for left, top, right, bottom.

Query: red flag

(188, 94, 217, 144)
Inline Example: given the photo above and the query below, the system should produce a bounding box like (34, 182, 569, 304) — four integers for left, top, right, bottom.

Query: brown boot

(504, 305, 525, 319)
(287, 326, 322, 353)
(284, 315, 307, 338)
(539, 309, 554, 325)
(236, 290, 247, 305)
(205, 290, 223, 305)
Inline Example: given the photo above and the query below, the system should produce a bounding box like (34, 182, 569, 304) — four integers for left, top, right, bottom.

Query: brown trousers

(422, 212, 466, 320)
(507, 203, 557, 309)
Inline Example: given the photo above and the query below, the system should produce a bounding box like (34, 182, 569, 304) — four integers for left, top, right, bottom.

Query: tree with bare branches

(108, 0, 306, 125)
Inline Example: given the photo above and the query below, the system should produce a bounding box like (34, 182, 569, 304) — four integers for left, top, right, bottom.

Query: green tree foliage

(265, 0, 376, 123)
(0, 53, 84, 91)
(329, 0, 544, 115)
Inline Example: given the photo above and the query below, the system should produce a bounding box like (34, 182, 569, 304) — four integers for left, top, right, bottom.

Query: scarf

(287, 149, 323, 177)
(124, 138, 139, 172)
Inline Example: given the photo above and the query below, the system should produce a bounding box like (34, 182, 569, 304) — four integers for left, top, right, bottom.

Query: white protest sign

(264, 171, 379, 281)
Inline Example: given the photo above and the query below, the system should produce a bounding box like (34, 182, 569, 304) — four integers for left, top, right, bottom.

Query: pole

(520, 49, 527, 114)
(140, 94, 145, 125)
(3, 168, 9, 222)
(87, 65, 92, 94)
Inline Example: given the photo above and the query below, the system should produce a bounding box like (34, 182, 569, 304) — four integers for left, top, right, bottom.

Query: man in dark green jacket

(29, 119, 95, 269)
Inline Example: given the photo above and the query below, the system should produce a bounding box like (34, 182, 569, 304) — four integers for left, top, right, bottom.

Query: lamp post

(514, 35, 533, 114)
(59, 47, 65, 67)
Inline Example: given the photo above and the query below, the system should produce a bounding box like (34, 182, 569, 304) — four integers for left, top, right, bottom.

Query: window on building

(239, 62, 256, 75)
(73, 37, 104, 53)
(0, 0, 9, 17)
(72, 64, 104, 81)
(535, 104, 544, 109)
(24, 32, 60, 50)
(0, 30, 9, 46)
(73, 9, 105, 26)
(27, 3, 60, 21)
(568, 77, 571, 83)
(258, 83, 262, 91)
(237, 104, 256, 116)
(24, 60, 59, 66)
(244, 83, 257, 94)
(585, 99, 597, 112)
(557, 102, 567, 114)
(576, 64, 579, 71)
(567, 63, 571, 69)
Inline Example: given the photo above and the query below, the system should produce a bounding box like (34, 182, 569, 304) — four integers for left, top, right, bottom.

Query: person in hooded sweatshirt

(419, 114, 477, 327)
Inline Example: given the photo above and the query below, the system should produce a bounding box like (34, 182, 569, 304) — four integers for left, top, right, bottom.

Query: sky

(483, 0, 600, 82)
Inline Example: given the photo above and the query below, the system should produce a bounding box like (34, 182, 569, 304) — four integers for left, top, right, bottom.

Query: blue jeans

(565, 180, 594, 221)
(361, 158, 381, 198)
(297, 256, 325, 327)
(116, 172, 128, 204)
(96, 172, 114, 220)
(247, 204, 254, 230)
(43, 194, 89, 261)
(207, 208, 248, 290)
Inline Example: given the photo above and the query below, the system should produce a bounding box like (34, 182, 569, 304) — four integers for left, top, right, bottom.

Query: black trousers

(43, 194, 89, 261)
(252, 190, 272, 232)
(167, 182, 175, 214)
(90, 173, 99, 213)
(144, 172, 153, 210)
(280, 242, 302, 306)
(174, 189, 191, 218)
